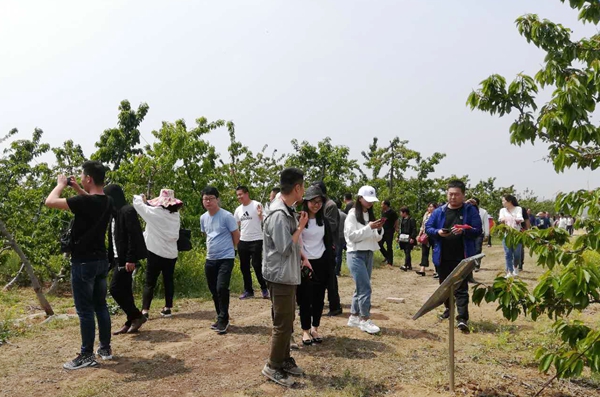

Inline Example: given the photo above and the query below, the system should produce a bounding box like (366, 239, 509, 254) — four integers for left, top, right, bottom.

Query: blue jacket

(425, 203, 482, 266)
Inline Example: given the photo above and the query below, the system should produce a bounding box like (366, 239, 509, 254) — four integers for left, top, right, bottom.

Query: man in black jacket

(399, 207, 418, 271)
(105, 184, 148, 334)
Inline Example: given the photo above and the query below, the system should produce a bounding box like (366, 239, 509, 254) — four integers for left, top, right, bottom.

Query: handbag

(417, 233, 429, 245)
(177, 228, 192, 252)
(398, 233, 410, 243)
(60, 197, 112, 254)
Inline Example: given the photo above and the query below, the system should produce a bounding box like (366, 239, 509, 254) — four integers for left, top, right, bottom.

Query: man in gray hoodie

(261, 168, 308, 387)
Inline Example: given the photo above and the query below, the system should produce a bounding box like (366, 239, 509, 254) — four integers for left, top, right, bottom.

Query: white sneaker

(505, 272, 513, 279)
(347, 315, 360, 327)
(512, 270, 519, 277)
(359, 319, 380, 334)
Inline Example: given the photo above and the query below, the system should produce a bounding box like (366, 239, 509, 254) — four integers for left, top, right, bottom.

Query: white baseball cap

(357, 185, 379, 203)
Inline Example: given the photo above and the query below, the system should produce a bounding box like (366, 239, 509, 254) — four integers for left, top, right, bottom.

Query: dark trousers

(205, 258, 234, 323)
(420, 244, 431, 267)
(400, 243, 413, 268)
(142, 250, 177, 310)
(298, 256, 328, 330)
(487, 235, 492, 246)
(325, 258, 341, 312)
(335, 239, 346, 275)
(268, 282, 296, 369)
(71, 259, 111, 355)
(474, 235, 484, 269)
(110, 264, 143, 327)
(238, 240, 267, 294)
(438, 260, 469, 322)
(378, 231, 394, 265)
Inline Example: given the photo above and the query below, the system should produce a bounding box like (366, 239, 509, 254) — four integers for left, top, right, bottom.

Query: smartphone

(441, 228, 451, 233)
(66, 177, 72, 186)
(380, 217, 387, 223)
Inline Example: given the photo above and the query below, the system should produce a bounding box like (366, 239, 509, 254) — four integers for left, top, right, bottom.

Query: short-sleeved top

(66, 194, 112, 261)
(301, 218, 326, 260)
(441, 206, 464, 262)
(200, 209, 238, 260)
(234, 200, 263, 242)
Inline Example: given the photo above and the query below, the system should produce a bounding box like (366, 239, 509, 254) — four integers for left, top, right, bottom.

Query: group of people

(46, 160, 550, 388)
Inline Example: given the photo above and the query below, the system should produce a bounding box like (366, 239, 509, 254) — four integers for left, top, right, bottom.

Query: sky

(1, 0, 598, 199)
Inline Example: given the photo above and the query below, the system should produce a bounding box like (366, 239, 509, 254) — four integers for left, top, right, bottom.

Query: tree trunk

(47, 262, 70, 296)
(2, 262, 25, 291)
(0, 218, 54, 315)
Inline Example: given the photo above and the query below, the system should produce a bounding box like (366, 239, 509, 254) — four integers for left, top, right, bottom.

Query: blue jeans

(71, 259, 111, 355)
(502, 240, 522, 273)
(347, 250, 374, 318)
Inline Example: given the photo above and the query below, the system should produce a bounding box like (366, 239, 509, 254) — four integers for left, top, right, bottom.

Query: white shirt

(499, 206, 524, 231)
(301, 218, 326, 260)
(566, 217, 574, 226)
(133, 195, 180, 259)
(111, 219, 118, 258)
(558, 217, 568, 229)
(479, 207, 490, 236)
(344, 209, 383, 252)
(234, 200, 263, 242)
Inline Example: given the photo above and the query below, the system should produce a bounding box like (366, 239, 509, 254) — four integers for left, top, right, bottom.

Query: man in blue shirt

(200, 186, 240, 334)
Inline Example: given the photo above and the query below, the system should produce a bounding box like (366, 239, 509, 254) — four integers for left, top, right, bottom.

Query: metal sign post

(413, 253, 484, 393)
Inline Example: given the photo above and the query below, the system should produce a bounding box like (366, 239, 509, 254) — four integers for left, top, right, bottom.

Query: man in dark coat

(399, 207, 418, 271)
(105, 184, 148, 334)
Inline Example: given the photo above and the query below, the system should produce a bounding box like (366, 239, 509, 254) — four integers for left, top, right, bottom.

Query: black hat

(304, 186, 325, 201)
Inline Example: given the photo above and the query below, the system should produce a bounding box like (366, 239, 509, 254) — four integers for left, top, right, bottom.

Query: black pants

(487, 235, 492, 246)
(378, 231, 394, 265)
(297, 255, 327, 330)
(110, 264, 143, 326)
(420, 244, 430, 267)
(205, 258, 234, 323)
(238, 240, 267, 294)
(325, 252, 341, 312)
(400, 243, 413, 268)
(475, 235, 484, 269)
(438, 260, 469, 322)
(142, 251, 177, 310)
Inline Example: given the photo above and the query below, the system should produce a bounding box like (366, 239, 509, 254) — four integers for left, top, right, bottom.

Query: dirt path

(1, 245, 598, 397)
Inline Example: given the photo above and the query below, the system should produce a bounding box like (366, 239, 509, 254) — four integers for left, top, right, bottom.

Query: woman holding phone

(345, 186, 384, 334)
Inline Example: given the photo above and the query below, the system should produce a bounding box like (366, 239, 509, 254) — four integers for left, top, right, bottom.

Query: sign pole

(449, 284, 455, 393)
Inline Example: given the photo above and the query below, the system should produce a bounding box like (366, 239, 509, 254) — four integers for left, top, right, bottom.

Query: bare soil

(1, 245, 599, 397)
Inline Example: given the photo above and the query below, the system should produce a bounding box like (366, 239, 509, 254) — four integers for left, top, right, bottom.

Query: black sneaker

(210, 321, 218, 330)
(262, 363, 294, 387)
(438, 309, 450, 320)
(214, 320, 229, 334)
(160, 308, 172, 317)
(457, 321, 470, 333)
(327, 308, 343, 317)
(63, 353, 98, 370)
(96, 347, 113, 360)
(142, 312, 149, 320)
(433, 273, 439, 279)
(282, 357, 304, 376)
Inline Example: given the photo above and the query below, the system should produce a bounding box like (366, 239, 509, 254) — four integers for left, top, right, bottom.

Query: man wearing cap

(261, 168, 307, 387)
(234, 185, 269, 300)
(200, 186, 240, 334)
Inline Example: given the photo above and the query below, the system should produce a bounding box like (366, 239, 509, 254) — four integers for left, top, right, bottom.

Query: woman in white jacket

(133, 189, 182, 318)
(498, 194, 523, 278)
(344, 186, 384, 334)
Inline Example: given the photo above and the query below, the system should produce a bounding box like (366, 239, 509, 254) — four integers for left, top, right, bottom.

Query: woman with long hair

(133, 189, 182, 318)
(416, 203, 437, 277)
(297, 186, 334, 345)
(345, 186, 384, 334)
(498, 194, 523, 278)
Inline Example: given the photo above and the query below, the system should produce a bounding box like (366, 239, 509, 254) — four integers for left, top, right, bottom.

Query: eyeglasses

(202, 197, 217, 202)
(310, 200, 323, 205)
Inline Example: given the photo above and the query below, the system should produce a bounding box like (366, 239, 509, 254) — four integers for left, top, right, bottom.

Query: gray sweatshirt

(261, 198, 301, 285)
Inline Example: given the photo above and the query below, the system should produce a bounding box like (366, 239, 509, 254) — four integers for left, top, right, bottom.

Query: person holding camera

(45, 161, 113, 369)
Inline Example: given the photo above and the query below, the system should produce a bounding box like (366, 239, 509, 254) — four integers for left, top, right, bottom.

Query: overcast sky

(1, 0, 598, 199)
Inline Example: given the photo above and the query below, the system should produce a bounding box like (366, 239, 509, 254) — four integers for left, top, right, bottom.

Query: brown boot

(113, 324, 130, 335)
(127, 316, 148, 333)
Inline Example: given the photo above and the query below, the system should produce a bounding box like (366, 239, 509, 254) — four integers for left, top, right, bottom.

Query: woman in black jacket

(298, 186, 335, 345)
(104, 184, 148, 334)
(399, 207, 418, 271)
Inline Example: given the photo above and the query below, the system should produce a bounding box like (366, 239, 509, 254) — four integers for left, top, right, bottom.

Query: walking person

(378, 200, 398, 268)
(566, 215, 574, 235)
(234, 186, 269, 300)
(334, 200, 347, 277)
(312, 181, 343, 317)
(498, 194, 524, 278)
(425, 180, 482, 334)
(399, 207, 417, 272)
(261, 168, 307, 387)
(297, 186, 334, 345)
(416, 203, 437, 277)
(133, 189, 182, 319)
(467, 198, 489, 272)
(201, 186, 240, 334)
(45, 161, 113, 369)
(345, 186, 384, 335)
(105, 184, 148, 335)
